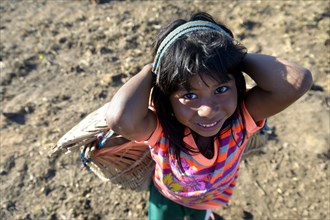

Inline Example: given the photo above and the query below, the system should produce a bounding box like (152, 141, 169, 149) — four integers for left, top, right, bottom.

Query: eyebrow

(179, 80, 231, 92)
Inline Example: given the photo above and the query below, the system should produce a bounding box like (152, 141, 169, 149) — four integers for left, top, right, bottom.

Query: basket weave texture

(81, 135, 154, 191)
(51, 103, 154, 191)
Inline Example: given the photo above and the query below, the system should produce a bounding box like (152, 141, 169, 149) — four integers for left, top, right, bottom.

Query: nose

(197, 102, 218, 118)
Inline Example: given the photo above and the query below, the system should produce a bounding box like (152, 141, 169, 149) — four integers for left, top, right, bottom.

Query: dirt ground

(0, 0, 329, 219)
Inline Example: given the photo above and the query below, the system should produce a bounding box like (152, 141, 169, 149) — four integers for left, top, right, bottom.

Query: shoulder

(234, 101, 266, 135)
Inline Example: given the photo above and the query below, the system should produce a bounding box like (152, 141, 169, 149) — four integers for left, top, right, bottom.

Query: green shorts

(148, 181, 208, 220)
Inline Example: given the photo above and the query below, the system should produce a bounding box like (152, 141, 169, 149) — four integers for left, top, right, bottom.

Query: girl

(106, 12, 312, 220)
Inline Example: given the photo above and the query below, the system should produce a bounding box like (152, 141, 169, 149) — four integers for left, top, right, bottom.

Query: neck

(192, 131, 214, 159)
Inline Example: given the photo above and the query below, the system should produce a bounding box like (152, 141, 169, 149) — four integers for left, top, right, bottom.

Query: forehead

(177, 73, 234, 91)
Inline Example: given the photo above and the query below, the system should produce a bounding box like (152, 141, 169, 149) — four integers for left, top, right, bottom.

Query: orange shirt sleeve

(136, 118, 162, 146)
(241, 101, 266, 135)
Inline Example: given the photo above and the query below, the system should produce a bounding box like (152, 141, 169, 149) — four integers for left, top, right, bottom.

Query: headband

(152, 20, 230, 75)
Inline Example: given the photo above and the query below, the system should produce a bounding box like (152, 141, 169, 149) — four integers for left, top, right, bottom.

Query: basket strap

(98, 130, 115, 148)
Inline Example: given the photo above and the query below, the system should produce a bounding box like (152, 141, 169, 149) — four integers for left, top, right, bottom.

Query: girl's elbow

(106, 110, 120, 130)
(297, 68, 313, 96)
(106, 108, 139, 137)
(106, 109, 127, 133)
(283, 68, 313, 103)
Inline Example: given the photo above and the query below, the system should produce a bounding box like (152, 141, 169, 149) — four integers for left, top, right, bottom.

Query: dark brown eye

(215, 86, 229, 94)
(183, 93, 197, 100)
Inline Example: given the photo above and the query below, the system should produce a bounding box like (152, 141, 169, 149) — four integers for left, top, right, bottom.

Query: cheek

(228, 100, 238, 115)
(227, 91, 238, 114)
(172, 102, 187, 116)
(170, 98, 194, 122)
(217, 91, 238, 116)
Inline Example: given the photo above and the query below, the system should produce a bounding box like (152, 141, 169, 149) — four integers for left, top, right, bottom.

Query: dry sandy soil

(0, 0, 329, 219)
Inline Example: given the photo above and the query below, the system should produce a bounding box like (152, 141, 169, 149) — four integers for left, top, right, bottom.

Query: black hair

(151, 12, 247, 172)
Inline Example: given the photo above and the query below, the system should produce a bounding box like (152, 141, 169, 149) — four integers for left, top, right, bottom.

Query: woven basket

(51, 103, 154, 191)
(81, 133, 154, 191)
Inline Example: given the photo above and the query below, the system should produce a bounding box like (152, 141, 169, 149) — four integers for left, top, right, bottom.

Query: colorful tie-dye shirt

(144, 102, 265, 210)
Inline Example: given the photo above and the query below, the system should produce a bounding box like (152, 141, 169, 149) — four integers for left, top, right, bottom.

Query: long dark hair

(151, 12, 247, 172)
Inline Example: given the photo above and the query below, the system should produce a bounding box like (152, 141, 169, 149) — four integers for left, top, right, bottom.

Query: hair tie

(152, 20, 230, 75)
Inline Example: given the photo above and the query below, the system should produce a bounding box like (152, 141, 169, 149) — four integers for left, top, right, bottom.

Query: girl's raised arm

(106, 64, 157, 141)
(244, 53, 313, 122)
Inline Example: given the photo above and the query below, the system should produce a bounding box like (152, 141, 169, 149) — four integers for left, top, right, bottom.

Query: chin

(193, 128, 221, 138)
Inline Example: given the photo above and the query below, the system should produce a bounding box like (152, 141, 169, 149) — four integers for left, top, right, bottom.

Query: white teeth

(199, 122, 217, 128)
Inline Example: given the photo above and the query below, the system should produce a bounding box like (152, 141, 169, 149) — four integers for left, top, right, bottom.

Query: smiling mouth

(198, 121, 218, 128)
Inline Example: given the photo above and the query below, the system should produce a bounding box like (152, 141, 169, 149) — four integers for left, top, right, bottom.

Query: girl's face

(170, 74, 238, 137)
